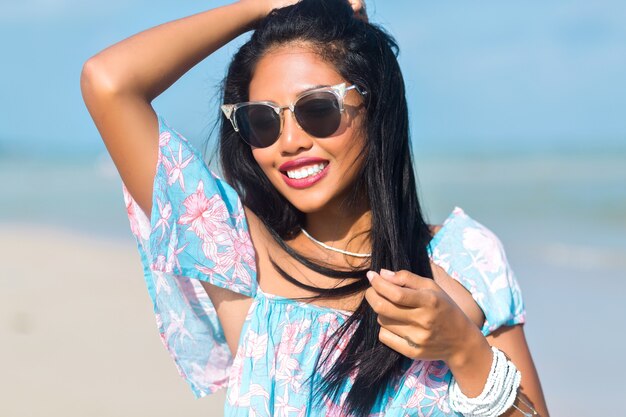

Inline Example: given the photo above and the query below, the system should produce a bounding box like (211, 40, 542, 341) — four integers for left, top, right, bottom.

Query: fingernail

(366, 271, 375, 282)
(380, 268, 395, 278)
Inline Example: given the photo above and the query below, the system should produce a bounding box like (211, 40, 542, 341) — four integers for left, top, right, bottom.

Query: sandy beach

(2, 147, 626, 416)
(0, 224, 225, 417)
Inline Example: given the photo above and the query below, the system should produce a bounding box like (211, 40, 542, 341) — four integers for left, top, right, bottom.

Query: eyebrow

(245, 84, 335, 104)
(301, 84, 330, 92)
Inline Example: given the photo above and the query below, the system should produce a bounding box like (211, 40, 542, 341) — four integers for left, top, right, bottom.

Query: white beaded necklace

(300, 228, 372, 258)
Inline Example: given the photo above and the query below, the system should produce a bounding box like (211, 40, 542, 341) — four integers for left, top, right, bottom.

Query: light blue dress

(121, 114, 526, 416)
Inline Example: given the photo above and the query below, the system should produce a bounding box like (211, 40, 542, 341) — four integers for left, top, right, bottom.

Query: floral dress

(121, 114, 526, 416)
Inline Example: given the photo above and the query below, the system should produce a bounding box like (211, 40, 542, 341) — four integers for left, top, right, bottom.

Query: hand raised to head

(238, 0, 301, 22)
(348, 0, 368, 22)
(242, 0, 368, 23)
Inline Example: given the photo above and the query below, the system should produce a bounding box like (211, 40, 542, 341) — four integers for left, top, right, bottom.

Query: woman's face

(248, 44, 367, 215)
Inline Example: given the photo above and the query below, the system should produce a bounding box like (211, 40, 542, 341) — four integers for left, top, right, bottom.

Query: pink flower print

(463, 226, 503, 274)
(161, 142, 193, 191)
(166, 235, 188, 274)
(463, 226, 510, 294)
(402, 361, 452, 416)
(309, 313, 341, 352)
(317, 313, 341, 330)
(231, 227, 256, 271)
(189, 346, 231, 393)
(227, 351, 245, 393)
(178, 181, 232, 258)
(403, 361, 428, 409)
(208, 226, 256, 285)
(194, 264, 219, 283)
(164, 309, 193, 345)
(123, 185, 149, 241)
(194, 264, 248, 294)
(152, 269, 172, 295)
(275, 386, 303, 417)
(232, 198, 247, 228)
(152, 199, 172, 243)
(152, 254, 167, 271)
(243, 330, 268, 360)
(429, 386, 452, 414)
(202, 226, 234, 262)
(275, 353, 305, 393)
(422, 362, 452, 414)
(278, 321, 312, 356)
(228, 383, 269, 408)
(159, 130, 171, 148)
(150, 230, 188, 274)
(316, 321, 356, 376)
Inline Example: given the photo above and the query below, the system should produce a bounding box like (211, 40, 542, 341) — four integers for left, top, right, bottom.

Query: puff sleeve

(121, 113, 257, 398)
(428, 207, 526, 336)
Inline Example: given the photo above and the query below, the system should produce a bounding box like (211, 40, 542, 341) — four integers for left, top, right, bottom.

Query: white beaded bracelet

(448, 346, 522, 417)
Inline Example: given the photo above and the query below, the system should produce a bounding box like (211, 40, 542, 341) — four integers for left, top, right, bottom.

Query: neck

(303, 197, 372, 256)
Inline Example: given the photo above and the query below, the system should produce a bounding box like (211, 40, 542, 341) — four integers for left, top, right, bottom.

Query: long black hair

(219, 1, 433, 415)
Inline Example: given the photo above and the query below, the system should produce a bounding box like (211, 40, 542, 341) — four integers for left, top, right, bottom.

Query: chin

(288, 198, 328, 214)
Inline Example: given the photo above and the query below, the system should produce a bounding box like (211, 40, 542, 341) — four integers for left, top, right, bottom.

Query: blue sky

(0, 0, 625, 156)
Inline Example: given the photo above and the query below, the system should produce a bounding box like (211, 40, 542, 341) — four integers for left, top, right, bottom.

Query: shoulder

(429, 207, 526, 336)
(429, 207, 511, 275)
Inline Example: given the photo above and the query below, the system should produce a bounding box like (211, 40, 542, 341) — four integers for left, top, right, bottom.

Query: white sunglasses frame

(220, 83, 366, 144)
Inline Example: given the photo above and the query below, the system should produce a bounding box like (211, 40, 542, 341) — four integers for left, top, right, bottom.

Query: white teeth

(286, 163, 327, 179)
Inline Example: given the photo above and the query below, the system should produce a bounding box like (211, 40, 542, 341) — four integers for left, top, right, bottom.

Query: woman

(81, 0, 549, 415)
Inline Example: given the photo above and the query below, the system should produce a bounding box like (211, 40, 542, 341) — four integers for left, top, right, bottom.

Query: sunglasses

(221, 83, 366, 148)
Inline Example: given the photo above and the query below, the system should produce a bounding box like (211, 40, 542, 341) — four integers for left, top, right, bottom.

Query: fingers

(366, 270, 437, 309)
(378, 327, 421, 359)
(348, 0, 363, 11)
(377, 269, 432, 291)
(348, 0, 368, 22)
(377, 314, 430, 339)
(364, 287, 416, 319)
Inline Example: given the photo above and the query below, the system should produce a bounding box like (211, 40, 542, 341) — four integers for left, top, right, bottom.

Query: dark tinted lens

(235, 104, 281, 148)
(294, 92, 341, 138)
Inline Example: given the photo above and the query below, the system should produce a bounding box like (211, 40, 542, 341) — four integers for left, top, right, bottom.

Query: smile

(280, 162, 329, 189)
(286, 163, 327, 179)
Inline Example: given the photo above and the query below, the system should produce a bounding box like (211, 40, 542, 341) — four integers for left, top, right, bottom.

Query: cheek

(336, 134, 367, 172)
(251, 149, 272, 171)
(251, 148, 282, 187)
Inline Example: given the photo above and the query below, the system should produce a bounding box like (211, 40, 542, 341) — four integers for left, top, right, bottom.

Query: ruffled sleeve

(428, 207, 526, 336)
(121, 113, 257, 398)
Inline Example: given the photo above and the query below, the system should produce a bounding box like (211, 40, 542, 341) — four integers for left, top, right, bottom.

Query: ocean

(1, 148, 625, 415)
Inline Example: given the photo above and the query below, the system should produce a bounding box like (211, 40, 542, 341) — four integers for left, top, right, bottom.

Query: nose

(277, 109, 314, 155)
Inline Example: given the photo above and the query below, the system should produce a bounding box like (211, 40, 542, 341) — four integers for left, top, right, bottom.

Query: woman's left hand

(348, 0, 368, 22)
(364, 269, 482, 364)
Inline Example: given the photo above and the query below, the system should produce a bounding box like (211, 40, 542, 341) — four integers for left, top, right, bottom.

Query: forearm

(84, 1, 262, 100)
(446, 325, 493, 397)
(447, 326, 548, 416)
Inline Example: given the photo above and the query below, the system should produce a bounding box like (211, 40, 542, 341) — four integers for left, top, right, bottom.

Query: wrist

(449, 346, 524, 416)
(236, 0, 272, 25)
(446, 324, 493, 397)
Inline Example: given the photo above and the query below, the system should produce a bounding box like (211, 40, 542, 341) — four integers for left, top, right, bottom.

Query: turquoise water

(2, 149, 625, 415)
(419, 151, 626, 416)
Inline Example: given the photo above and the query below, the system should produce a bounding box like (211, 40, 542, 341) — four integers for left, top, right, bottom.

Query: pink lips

(279, 157, 328, 171)
(279, 157, 329, 189)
